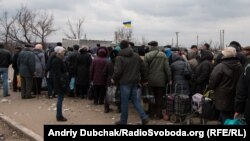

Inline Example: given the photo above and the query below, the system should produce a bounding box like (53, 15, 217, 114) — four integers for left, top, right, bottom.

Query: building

(62, 39, 113, 49)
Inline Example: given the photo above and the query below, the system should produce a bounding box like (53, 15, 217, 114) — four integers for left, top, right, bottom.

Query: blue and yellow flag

(123, 21, 132, 28)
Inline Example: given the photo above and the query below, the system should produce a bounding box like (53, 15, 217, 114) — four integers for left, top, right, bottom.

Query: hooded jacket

(112, 47, 146, 85)
(89, 47, 108, 85)
(209, 57, 243, 112)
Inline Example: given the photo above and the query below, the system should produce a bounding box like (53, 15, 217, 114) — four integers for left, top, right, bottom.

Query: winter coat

(235, 57, 250, 124)
(17, 48, 36, 77)
(90, 47, 108, 85)
(191, 50, 213, 94)
(170, 54, 190, 95)
(104, 60, 115, 86)
(0, 48, 12, 68)
(33, 49, 46, 78)
(144, 48, 171, 87)
(112, 47, 147, 85)
(12, 51, 21, 72)
(76, 51, 92, 86)
(209, 57, 243, 112)
(66, 50, 79, 75)
(51, 56, 68, 94)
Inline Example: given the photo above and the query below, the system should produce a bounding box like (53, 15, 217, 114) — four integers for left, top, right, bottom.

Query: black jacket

(209, 57, 243, 112)
(0, 48, 12, 68)
(51, 56, 68, 94)
(235, 57, 250, 124)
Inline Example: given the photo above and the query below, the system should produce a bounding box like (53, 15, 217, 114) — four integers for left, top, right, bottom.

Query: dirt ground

(0, 67, 220, 140)
(0, 90, 171, 137)
(0, 118, 31, 141)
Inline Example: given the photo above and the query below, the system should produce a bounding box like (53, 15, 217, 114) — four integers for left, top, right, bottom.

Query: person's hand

(234, 112, 240, 119)
(169, 80, 172, 85)
(111, 79, 115, 84)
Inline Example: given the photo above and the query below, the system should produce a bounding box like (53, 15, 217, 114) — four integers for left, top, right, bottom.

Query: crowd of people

(0, 40, 249, 125)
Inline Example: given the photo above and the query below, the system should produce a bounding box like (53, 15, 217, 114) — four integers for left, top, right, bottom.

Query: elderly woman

(32, 44, 46, 95)
(208, 47, 243, 123)
(75, 46, 92, 99)
(51, 46, 68, 121)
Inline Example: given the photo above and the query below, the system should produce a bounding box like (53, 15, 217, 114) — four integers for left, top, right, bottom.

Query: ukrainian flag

(123, 21, 132, 28)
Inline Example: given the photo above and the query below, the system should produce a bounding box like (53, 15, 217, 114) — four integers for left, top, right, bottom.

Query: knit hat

(222, 47, 236, 58)
(54, 46, 65, 54)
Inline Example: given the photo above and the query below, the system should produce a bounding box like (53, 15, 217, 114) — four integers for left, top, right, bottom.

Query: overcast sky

(1, 0, 250, 47)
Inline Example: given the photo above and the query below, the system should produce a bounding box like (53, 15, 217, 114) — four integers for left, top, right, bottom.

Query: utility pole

(176, 32, 179, 47)
(220, 30, 222, 50)
(197, 34, 199, 47)
(172, 38, 174, 47)
(222, 29, 224, 49)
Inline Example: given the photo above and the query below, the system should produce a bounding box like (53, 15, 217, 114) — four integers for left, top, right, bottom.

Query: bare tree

(115, 27, 133, 42)
(0, 11, 15, 47)
(31, 11, 56, 49)
(64, 18, 84, 39)
(9, 5, 35, 44)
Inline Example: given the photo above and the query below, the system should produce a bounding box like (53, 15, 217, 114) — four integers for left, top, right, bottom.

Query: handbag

(141, 85, 154, 104)
(17, 74, 21, 88)
(201, 97, 219, 120)
(106, 85, 117, 103)
(224, 114, 246, 125)
(69, 77, 75, 90)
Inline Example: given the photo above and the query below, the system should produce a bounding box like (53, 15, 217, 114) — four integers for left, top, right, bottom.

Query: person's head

(79, 45, 89, 53)
(202, 43, 210, 50)
(191, 45, 198, 52)
(54, 46, 66, 58)
(164, 45, 172, 49)
(229, 41, 241, 52)
(138, 46, 145, 56)
(24, 44, 34, 48)
(222, 47, 236, 59)
(14, 46, 22, 51)
(56, 42, 62, 46)
(120, 40, 129, 49)
(73, 44, 79, 51)
(242, 46, 250, 56)
(97, 47, 108, 57)
(67, 47, 73, 52)
(96, 43, 100, 47)
(110, 49, 118, 62)
(34, 44, 43, 50)
(148, 41, 158, 47)
(129, 42, 135, 47)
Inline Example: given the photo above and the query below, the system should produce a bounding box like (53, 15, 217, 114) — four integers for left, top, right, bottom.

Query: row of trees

(0, 5, 88, 49)
(0, 5, 139, 50)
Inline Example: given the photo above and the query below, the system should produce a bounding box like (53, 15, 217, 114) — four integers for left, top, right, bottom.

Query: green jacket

(144, 48, 171, 87)
(112, 47, 147, 85)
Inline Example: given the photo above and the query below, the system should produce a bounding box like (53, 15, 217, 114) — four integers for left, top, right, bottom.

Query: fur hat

(222, 47, 236, 58)
(34, 44, 43, 50)
(148, 41, 158, 47)
(54, 46, 65, 54)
